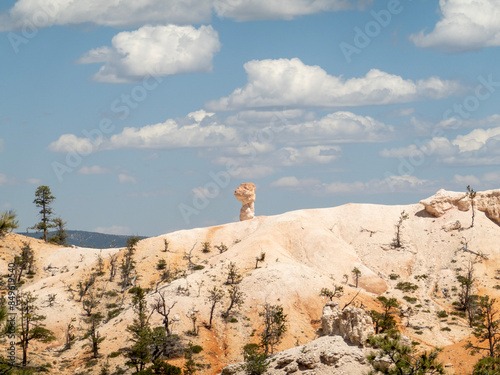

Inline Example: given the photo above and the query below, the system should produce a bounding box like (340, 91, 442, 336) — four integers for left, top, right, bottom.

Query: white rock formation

(420, 188, 500, 224)
(321, 301, 374, 346)
(219, 336, 372, 375)
(234, 183, 256, 221)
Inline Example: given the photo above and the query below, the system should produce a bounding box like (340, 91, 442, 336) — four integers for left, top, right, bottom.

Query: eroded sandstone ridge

(234, 183, 256, 221)
(420, 188, 500, 224)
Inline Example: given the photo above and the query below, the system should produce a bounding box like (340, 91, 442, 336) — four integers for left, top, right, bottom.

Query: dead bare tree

(152, 292, 177, 336)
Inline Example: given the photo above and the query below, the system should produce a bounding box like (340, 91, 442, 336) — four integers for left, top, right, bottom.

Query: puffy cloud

(0, 0, 370, 30)
(94, 225, 131, 235)
(49, 111, 236, 153)
(410, 0, 500, 52)
(279, 111, 393, 144)
(270, 176, 320, 188)
(452, 127, 500, 152)
(78, 165, 111, 175)
(118, 173, 137, 184)
(213, 0, 370, 20)
(78, 25, 221, 83)
(48, 134, 100, 154)
(380, 119, 500, 166)
(275, 146, 341, 166)
(437, 114, 500, 130)
(206, 58, 462, 110)
(0, 0, 212, 30)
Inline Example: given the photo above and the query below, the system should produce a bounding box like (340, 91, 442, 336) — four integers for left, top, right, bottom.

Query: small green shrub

(414, 274, 428, 281)
(403, 296, 417, 304)
(105, 290, 118, 297)
(106, 303, 118, 309)
(441, 327, 451, 332)
(396, 281, 419, 293)
(201, 242, 211, 253)
(157, 259, 167, 270)
(389, 273, 400, 280)
(109, 351, 122, 358)
(107, 309, 122, 320)
(436, 310, 448, 318)
(192, 264, 205, 271)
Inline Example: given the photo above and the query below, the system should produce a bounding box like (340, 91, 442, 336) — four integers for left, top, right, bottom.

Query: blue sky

(1, 0, 500, 237)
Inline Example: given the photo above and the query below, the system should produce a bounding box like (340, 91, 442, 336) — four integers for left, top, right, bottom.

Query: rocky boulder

(420, 188, 500, 225)
(234, 183, 256, 221)
(321, 301, 374, 346)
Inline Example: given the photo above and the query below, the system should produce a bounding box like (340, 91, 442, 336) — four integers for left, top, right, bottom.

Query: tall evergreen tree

(32, 185, 56, 242)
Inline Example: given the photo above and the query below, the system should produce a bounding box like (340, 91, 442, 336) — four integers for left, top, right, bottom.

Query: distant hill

(19, 230, 148, 248)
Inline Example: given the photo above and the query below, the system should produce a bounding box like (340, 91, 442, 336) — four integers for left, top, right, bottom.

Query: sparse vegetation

(225, 262, 242, 285)
(255, 252, 266, 269)
(352, 267, 361, 288)
(242, 343, 269, 375)
(367, 333, 445, 374)
(466, 185, 477, 228)
(215, 242, 228, 253)
(259, 303, 287, 355)
(17, 291, 56, 366)
(0, 209, 19, 237)
(201, 241, 211, 253)
(370, 296, 399, 334)
(396, 281, 419, 293)
(392, 210, 409, 248)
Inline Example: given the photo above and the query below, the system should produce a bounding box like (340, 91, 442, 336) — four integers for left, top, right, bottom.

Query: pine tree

(49, 217, 68, 246)
(32, 185, 56, 242)
(126, 286, 152, 372)
(0, 210, 19, 237)
(17, 291, 55, 366)
(259, 304, 287, 355)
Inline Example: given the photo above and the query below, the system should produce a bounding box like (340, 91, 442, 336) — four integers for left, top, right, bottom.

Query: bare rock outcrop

(218, 336, 372, 375)
(321, 301, 374, 346)
(420, 188, 500, 224)
(234, 183, 256, 221)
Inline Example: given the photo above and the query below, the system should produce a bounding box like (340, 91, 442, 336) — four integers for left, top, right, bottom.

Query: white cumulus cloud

(270, 176, 320, 188)
(206, 58, 462, 110)
(410, 0, 500, 52)
(0, 0, 213, 30)
(213, 0, 370, 20)
(78, 25, 221, 83)
(49, 111, 236, 153)
(0, 0, 371, 31)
